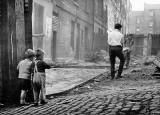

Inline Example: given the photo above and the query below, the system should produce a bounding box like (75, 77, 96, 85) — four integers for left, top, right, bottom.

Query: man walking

(108, 23, 125, 79)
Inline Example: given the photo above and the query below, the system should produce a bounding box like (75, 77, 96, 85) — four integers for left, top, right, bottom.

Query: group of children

(17, 48, 51, 106)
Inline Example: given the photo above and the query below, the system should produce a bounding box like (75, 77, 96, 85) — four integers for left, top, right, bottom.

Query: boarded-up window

(34, 3, 44, 34)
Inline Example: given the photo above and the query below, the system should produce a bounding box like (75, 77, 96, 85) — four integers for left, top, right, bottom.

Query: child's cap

(35, 48, 45, 57)
(25, 49, 35, 58)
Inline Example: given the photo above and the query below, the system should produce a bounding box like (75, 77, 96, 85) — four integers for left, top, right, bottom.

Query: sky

(131, 0, 160, 11)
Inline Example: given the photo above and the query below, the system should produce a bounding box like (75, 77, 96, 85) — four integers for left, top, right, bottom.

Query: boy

(33, 49, 51, 106)
(17, 49, 35, 105)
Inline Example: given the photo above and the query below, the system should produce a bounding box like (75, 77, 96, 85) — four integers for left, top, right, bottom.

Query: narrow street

(1, 61, 160, 115)
(0, 0, 160, 115)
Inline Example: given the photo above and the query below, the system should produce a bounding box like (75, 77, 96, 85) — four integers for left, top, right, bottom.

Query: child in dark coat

(33, 49, 51, 106)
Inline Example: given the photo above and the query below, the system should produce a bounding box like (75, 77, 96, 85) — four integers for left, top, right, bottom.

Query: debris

(143, 56, 156, 65)
(131, 68, 142, 73)
(0, 103, 4, 107)
(151, 73, 160, 76)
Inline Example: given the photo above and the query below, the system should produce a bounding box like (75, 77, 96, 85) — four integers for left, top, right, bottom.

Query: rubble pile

(62, 64, 156, 96)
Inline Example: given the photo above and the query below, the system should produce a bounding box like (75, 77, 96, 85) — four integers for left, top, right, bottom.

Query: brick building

(32, 0, 132, 61)
(129, 4, 160, 34)
(54, 0, 95, 61)
(129, 4, 160, 56)
(53, 0, 107, 61)
(32, 0, 107, 61)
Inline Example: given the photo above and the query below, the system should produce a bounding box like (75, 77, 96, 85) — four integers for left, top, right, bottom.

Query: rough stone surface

(1, 64, 160, 115)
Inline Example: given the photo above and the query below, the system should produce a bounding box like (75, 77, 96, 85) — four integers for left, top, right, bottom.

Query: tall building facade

(32, 0, 132, 62)
(104, 0, 132, 34)
(33, 0, 107, 61)
(129, 4, 160, 34)
(54, 0, 95, 61)
(129, 4, 160, 57)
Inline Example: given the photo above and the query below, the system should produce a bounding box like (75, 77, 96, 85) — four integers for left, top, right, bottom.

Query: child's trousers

(33, 72, 46, 103)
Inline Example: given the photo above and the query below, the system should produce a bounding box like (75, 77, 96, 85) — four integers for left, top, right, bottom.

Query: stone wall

(32, 0, 53, 59)
(0, 0, 33, 103)
(55, 0, 94, 61)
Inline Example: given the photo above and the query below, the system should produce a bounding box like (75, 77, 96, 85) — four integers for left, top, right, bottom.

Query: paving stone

(132, 106, 140, 111)
(151, 110, 160, 114)
(115, 106, 122, 110)
(107, 112, 117, 115)
(118, 111, 126, 115)
(121, 107, 130, 112)
(2, 65, 160, 115)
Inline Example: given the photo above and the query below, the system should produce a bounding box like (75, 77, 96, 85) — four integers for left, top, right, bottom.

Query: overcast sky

(131, 0, 160, 11)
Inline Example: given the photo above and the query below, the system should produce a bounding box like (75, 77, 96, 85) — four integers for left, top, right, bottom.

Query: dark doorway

(71, 21, 75, 51)
(52, 31, 57, 61)
(75, 23, 80, 60)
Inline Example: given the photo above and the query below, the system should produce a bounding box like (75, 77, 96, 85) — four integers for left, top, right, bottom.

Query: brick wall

(129, 4, 160, 35)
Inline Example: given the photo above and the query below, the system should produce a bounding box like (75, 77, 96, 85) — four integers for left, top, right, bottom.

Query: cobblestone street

(1, 65, 160, 115)
(1, 0, 160, 115)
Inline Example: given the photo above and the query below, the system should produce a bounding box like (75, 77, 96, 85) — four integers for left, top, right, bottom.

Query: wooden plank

(0, 0, 32, 103)
(1, 0, 10, 102)
(15, 0, 26, 61)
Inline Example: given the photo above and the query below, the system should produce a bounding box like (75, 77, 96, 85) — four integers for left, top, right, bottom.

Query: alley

(1, 63, 160, 115)
(1, 0, 160, 115)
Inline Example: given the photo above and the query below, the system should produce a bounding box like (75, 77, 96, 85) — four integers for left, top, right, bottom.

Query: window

(33, 3, 44, 34)
(149, 22, 153, 27)
(98, 28, 103, 34)
(73, 0, 79, 6)
(136, 18, 140, 24)
(136, 28, 140, 32)
(149, 10, 153, 16)
(98, 0, 103, 17)
(85, 0, 89, 13)
(149, 28, 153, 33)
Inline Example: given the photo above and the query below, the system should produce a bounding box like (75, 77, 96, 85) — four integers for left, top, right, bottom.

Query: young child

(17, 49, 35, 105)
(123, 34, 134, 69)
(33, 49, 51, 106)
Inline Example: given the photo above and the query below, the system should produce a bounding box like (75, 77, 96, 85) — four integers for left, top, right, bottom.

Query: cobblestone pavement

(1, 65, 160, 115)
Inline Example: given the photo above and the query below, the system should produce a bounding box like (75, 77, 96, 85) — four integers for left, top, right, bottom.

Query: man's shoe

(33, 103, 38, 107)
(20, 101, 29, 106)
(116, 75, 123, 79)
(111, 76, 115, 80)
(40, 100, 47, 105)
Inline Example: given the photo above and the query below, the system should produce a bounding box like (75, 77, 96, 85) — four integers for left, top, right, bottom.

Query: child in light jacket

(17, 49, 35, 105)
